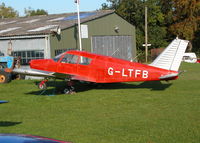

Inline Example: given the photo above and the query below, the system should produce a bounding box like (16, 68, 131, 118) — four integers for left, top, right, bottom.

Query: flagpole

(75, 0, 82, 51)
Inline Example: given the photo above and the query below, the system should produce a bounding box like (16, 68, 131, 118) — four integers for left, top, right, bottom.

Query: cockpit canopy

(53, 53, 92, 65)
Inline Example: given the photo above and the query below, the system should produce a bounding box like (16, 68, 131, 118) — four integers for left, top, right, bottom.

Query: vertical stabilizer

(150, 38, 189, 71)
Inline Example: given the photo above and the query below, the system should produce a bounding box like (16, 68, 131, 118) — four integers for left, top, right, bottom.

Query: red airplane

(13, 38, 189, 93)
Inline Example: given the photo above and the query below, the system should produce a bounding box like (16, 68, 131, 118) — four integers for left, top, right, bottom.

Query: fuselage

(30, 50, 178, 83)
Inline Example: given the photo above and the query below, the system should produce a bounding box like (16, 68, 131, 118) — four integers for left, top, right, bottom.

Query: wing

(13, 68, 63, 79)
(12, 68, 93, 81)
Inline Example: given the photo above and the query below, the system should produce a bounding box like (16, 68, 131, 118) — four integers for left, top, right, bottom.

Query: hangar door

(92, 36, 133, 61)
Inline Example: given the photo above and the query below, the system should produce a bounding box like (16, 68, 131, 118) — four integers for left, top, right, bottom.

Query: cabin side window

(79, 56, 92, 65)
(61, 54, 79, 64)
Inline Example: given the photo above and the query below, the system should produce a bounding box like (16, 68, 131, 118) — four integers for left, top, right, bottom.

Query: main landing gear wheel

(63, 86, 75, 94)
(0, 71, 11, 84)
(64, 80, 76, 94)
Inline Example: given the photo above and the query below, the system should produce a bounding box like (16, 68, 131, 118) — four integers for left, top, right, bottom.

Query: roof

(0, 10, 115, 37)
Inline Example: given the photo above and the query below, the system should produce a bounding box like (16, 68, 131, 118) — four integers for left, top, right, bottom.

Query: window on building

(12, 50, 44, 65)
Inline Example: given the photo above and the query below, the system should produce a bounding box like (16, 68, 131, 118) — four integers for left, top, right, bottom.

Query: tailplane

(150, 38, 189, 71)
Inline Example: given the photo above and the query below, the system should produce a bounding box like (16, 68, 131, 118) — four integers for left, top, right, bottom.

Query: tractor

(0, 53, 20, 84)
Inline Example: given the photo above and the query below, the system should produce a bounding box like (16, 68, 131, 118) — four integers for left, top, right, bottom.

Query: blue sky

(1, 0, 108, 16)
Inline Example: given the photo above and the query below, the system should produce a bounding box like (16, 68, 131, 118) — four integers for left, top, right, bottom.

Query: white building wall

(0, 38, 45, 56)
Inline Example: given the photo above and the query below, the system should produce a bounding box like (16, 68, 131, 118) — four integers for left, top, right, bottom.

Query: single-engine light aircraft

(13, 38, 189, 93)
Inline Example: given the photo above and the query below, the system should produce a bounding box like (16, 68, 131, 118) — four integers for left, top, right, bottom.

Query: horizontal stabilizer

(159, 73, 178, 80)
(150, 38, 189, 71)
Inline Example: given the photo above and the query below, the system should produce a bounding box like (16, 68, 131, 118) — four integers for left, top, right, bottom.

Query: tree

(161, 0, 200, 53)
(101, 0, 122, 10)
(192, 30, 200, 54)
(168, 0, 200, 40)
(24, 7, 48, 17)
(102, 0, 168, 50)
(0, 3, 18, 18)
(102, 0, 200, 56)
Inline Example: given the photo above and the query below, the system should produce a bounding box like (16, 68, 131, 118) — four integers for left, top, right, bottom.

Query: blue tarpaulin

(0, 100, 8, 104)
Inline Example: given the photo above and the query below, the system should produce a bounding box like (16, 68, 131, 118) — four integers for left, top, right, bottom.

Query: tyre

(63, 88, 70, 94)
(0, 70, 12, 84)
(38, 82, 47, 90)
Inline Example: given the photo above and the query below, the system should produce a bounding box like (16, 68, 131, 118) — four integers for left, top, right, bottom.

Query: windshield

(53, 53, 65, 62)
(60, 54, 78, 64)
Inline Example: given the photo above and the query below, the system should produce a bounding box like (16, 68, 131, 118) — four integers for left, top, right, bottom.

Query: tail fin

(150, 38, 189, 71)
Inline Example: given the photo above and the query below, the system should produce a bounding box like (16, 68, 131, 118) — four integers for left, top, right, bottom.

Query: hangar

(0, 10, 136, 66)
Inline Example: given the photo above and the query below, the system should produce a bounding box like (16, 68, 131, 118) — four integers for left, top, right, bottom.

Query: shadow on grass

(26, 81, 70, 96)
(77, 81, 172, 92)
(0, 121, 22, 127)
(136, 81, 172, 90)
(26, 80, 172, 96)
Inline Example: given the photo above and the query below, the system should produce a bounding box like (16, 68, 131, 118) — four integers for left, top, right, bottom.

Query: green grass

(0, 63, 200, 143)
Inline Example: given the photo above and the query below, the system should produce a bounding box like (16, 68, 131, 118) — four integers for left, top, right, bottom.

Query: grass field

(0, 63, 200, 143)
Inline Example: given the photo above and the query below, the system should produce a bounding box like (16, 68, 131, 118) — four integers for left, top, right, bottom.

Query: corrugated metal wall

(92, 36, 133, 61)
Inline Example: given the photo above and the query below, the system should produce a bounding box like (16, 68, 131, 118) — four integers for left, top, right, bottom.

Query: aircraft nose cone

(29, 60, 33, 67)
(29, 59, 53, 71)
(29, 60, 33, 66)
(29, 60, 34, 68)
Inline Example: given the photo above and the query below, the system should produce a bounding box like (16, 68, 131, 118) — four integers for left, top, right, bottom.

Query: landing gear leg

(37, 79, 56, 96)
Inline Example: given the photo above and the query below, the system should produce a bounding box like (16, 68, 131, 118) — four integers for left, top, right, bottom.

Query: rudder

(150, 38, 189, 71)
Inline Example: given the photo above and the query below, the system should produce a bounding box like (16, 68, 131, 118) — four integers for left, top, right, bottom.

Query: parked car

(0, 134, 71, 143)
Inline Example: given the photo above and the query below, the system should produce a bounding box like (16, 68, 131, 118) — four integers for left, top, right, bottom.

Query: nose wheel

(38, 79, 48, 90)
